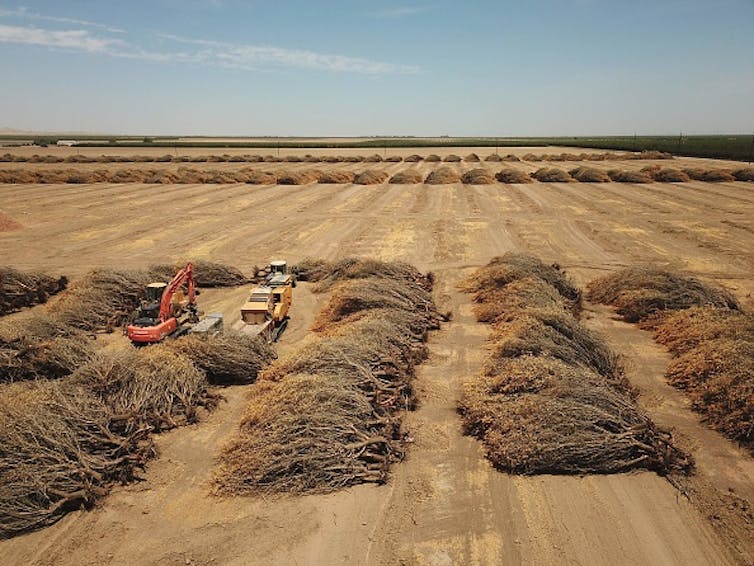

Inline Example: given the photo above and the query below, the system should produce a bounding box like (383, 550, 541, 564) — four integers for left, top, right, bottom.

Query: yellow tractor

(234, 260, 294, 342)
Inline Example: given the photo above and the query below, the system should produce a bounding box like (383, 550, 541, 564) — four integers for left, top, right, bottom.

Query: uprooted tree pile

(70, 347, 220, 434)
(461, 168, 495, 185)
(389, 169, 423, 184)
(1, 260, 252, 383)
(589, 269, 753, 451)
(48, 269, 160, 331)
(425, 166, 461, 185)
(458, 253, 690, 475)
(214, 258, 443, 495)
(530, 167, 574, 183)
(0, 317, 276, 537)
(163, 330, 276, 385)
(0, 315, 94, 382)
(0, 267, 68, 315)
(293, 257, 434, 292)
(586, 267, 739, 324)
(0, 380, 154, 538)
(495, 168, 531, 184)
(150, 260, 250, 288)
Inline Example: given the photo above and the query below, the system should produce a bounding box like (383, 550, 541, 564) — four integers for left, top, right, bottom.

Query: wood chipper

(234, 260, 294, 342)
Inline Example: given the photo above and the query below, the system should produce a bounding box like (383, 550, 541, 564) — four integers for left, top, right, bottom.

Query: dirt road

(1, 152, 753, 564)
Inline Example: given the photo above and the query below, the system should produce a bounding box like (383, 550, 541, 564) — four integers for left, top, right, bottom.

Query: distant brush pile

(214, 258, 444, 495)
(607, 169, 654, 183)
(354, 170, 389, 185)
(520, 151, 673, 162)
(568, 167, 611, 183)
(318, 170, 355, 184)
(682, 168, 735, 182)
(276, 170, 321, 185)
(458, 253, 690, 475)
(530, 168, 574, 183)
(461, 168, 495, 185)
(588, 267, 752, 450)
(495, 169, 531, 184)
(425, 166, 461, 184)
(389, 169, 424, 184)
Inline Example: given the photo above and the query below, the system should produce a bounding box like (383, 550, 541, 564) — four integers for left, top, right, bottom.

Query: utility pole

(678, 132, 683, 153)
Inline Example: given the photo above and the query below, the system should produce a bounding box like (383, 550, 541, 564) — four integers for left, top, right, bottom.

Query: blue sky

(0, 1, 752, 136)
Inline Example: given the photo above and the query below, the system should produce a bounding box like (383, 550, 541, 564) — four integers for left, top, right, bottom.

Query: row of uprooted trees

(459, 253, 693, 475)
(587, 268, 753, 452)
(0, 150, 672, 164)
(213, 258, 445, 495)
(0, 261, 275, 538)
(2, 165, 752, 185)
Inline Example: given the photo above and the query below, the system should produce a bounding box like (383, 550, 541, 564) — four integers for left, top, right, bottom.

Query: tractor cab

(132, 282, 166, 327)
(265, 260, 296, 287)
(270, 260, 288, 276)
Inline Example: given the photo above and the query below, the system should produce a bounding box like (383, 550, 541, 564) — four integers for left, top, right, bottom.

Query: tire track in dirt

(584, 304, 754, 564)
(365, 279, 732, 565)
(538, 182, 753, 276)
(605, 182, 750, 215)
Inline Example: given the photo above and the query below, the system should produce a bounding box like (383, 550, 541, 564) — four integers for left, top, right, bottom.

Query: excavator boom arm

(158, 262, 195, 321)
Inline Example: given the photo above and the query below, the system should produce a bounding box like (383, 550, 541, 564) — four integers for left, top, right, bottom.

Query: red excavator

(126, 262, 200, 344)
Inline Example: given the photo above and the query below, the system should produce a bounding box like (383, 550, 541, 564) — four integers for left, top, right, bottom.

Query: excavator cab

(127, 262, 198, 344)
(132, 282, 166, 327)
(146, 282, 167, 302)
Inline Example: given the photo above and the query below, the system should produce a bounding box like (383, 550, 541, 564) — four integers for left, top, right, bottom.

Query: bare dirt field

(1, 147, 753, 565)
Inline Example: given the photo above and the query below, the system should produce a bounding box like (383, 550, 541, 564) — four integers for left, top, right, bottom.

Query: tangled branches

(164, 330, 276, 385)
(0, 267, 67, 315)
(0, 380, 154, 538)
(295, 257, 433, 292)
(459, 254, 690, 476)
(70, 347, 219, 434)
(215, 259, 440, 495)
(586, 267, 739, 324)
(0, 315, 93, 382)
(149, 260, 249, 288)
